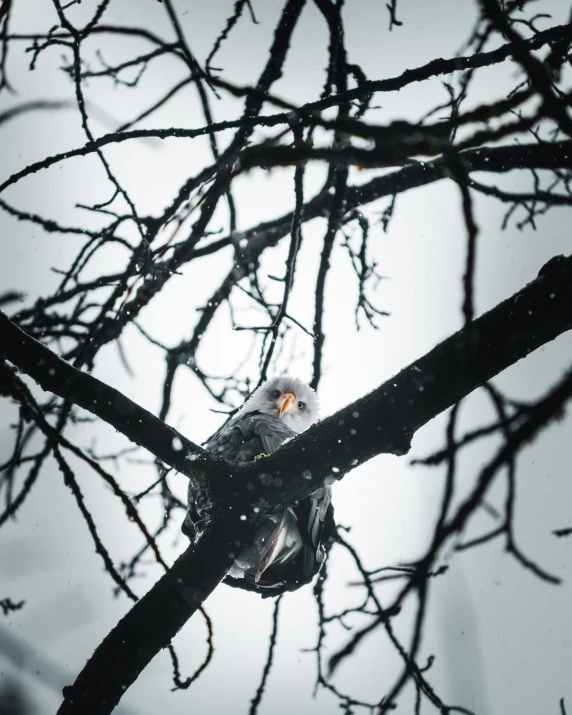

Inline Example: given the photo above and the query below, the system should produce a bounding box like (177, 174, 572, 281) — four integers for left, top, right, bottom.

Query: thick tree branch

(2, 252, 572, 713)
(0, 311, 208, 472)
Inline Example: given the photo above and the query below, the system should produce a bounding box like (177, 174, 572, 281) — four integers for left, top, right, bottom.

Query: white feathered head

(241, 376, 319, 433)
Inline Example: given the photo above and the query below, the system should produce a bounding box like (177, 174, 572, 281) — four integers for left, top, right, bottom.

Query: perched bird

(182, 376, 335, 597)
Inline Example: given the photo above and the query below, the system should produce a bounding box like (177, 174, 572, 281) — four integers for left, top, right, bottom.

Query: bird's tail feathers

(255, 509, 302, 582)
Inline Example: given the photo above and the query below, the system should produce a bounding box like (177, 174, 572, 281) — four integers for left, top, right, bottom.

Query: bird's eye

(272, 390, 281, 399)
(298, 401, 305, 410)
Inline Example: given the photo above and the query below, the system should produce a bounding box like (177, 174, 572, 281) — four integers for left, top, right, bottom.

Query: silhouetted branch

(0, 598, 24, 616)
(249, 595, 282, 715)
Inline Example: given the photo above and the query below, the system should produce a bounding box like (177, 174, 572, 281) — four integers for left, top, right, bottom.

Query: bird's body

(182, 377, 335, 597)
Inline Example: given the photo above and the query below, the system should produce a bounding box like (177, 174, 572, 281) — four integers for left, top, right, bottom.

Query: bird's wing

(225, 490, 336, 597)
(247, 412, 296, 455)
(307, 487, 332, 547)
(208, 411, 295, 461)
(184, 412, 295, 538)
(294, 485, 335, 578)
(255, 508, 302, 582)
(255, 511, 288, 582)
(206, 413, 257, 461)
(181, 416, 249, 538)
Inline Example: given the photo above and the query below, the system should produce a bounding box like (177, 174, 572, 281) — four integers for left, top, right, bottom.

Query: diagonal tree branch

(2, 252, 572, 713)
(0, 310, 208, 472)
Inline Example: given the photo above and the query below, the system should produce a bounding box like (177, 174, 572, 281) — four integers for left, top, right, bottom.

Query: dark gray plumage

(182, 376, 335, 597)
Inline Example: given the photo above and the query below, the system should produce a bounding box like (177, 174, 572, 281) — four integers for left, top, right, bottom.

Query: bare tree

(1, 1, 572, 713)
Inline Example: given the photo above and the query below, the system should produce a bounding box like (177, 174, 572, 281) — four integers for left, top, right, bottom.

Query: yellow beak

(277, 392, 296, 418)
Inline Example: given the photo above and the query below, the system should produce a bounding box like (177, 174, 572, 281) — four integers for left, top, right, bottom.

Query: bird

(182, 376, 335, 597)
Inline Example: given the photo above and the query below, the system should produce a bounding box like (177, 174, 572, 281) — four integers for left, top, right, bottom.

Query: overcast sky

(1, 1, 572, 714)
